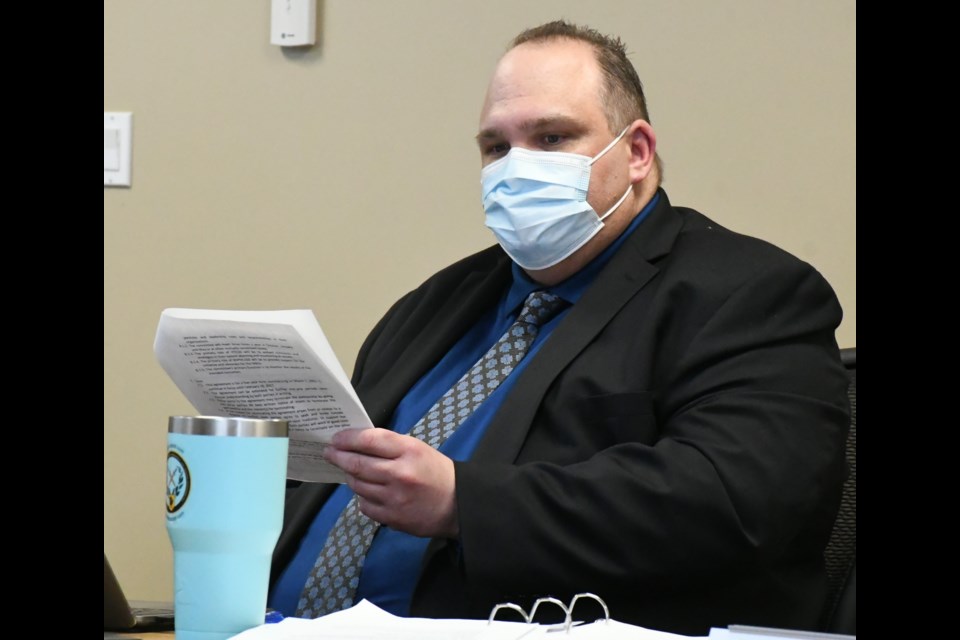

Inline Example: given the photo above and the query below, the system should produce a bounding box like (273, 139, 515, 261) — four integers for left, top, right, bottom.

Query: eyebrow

(475, 114, 583, 143)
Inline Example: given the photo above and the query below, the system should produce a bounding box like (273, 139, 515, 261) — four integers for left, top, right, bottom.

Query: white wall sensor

(271, 0, 317, 47)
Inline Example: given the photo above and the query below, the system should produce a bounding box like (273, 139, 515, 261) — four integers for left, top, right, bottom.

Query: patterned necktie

(295, 290, 567, 617)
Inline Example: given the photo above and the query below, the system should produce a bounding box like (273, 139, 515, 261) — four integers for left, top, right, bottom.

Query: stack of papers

(229, 600, 702, 639)
(155, 308, 374, 483)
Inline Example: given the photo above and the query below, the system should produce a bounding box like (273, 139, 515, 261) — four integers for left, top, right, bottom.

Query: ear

(626, 120, 657, 184)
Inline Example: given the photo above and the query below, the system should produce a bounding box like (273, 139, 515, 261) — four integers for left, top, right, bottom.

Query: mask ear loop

(588, 125, 631, 166)
(591, 125, 633, 222)
(598, 184, 632, 222)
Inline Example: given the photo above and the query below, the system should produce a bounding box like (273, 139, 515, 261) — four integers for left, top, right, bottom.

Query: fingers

(354, 494, 385, 521)
(345, 473, 389, 500)
(326, 430, 412, 484)
(322, 428, 459, 537)
(331, 428, 405, 458)
(347, 472, 405, 527)
(326, 429, 431, 487)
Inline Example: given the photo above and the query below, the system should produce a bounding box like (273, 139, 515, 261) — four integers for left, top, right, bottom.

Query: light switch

(104, 112, 132, 187)
(103, 128, 120, 171)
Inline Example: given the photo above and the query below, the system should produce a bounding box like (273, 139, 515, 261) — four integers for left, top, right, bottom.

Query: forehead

(479, 39, 606, 132)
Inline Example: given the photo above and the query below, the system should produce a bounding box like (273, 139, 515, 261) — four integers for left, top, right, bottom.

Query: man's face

(477, 39, 640, 286)
(477, 39, 632, 223)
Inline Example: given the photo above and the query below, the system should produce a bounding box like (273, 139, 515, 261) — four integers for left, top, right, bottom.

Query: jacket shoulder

(663, 206, 834, 293)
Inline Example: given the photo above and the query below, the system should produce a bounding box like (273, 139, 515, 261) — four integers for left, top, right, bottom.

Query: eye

(485, 143, 509, 158)
(542, 134, 565, 146)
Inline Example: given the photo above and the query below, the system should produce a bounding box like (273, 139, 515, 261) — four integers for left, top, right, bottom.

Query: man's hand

(325, 428, 459, 539)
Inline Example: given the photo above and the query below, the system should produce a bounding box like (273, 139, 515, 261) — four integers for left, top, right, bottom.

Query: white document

(227, 600, 703, 640)
(154, 308, 373, 483)
(228, 600, 538, 640)
(567, 620, 702, 639)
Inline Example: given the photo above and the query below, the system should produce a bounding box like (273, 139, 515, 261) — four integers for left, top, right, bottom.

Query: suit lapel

(472, 190, 684, 463)
(356, 248, 513, 426)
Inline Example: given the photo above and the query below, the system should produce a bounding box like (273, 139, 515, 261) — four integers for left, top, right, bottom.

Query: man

(269, 21, 849, 635)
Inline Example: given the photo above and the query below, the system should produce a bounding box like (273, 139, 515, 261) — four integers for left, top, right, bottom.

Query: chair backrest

(820, 347, 856, 634)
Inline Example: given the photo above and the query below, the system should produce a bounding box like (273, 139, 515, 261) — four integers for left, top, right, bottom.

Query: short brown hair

(512, 20, 663, 180)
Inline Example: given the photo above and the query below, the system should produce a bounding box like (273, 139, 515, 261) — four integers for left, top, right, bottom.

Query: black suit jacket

(272, 190, 849, 635)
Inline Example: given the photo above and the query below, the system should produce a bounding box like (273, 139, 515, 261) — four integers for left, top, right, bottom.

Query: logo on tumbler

(166, 451, 191, 514)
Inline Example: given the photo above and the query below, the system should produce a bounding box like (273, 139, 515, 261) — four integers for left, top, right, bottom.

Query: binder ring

(487, 602, 531, 625)
(486, 592, 611, 633)
(567, 592, 611, 631)
(529, 596, 570, 626)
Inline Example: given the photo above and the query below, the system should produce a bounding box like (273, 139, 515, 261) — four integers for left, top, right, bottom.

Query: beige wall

(104, 1, 856, 600)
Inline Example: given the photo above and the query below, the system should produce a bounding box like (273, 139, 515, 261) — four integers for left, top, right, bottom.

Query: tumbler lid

(168, 415, 288, 438)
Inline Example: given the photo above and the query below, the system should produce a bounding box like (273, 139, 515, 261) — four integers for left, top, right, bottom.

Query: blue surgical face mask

(481, 126, 632, 270)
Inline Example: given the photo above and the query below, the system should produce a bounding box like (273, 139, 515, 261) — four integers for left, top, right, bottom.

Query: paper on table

(227, 600, 705, 640)
(567, 619, 703, 639)
(228, 600, 538, 640)
(154, 308, 373, 483)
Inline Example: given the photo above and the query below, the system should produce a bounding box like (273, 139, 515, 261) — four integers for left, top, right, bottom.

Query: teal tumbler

(166, 416, 289, 640)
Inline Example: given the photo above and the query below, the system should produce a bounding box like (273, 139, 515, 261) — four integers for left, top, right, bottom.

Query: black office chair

(820, 347, 856, 634)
